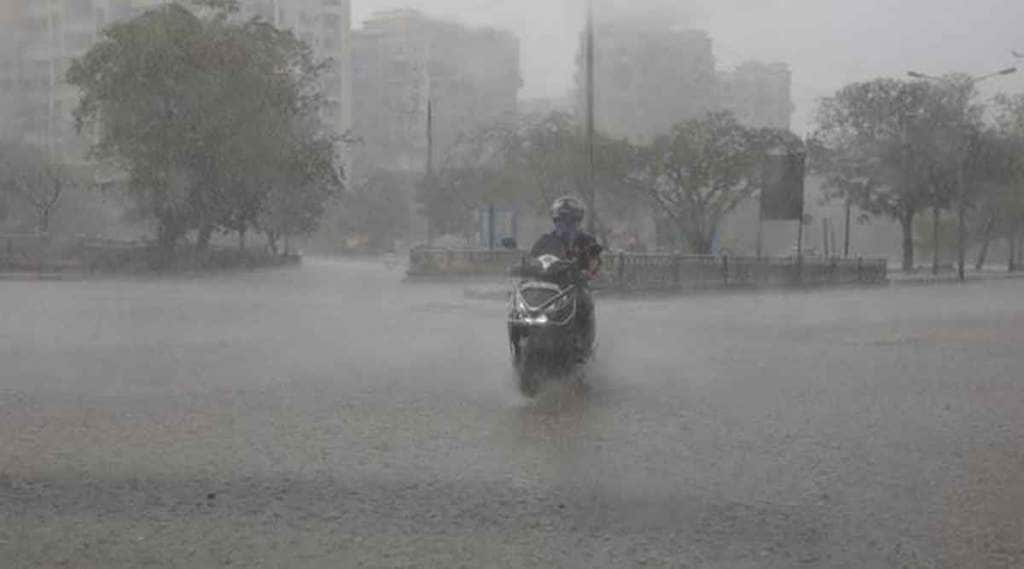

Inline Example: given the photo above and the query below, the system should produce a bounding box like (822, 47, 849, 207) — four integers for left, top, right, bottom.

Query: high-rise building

(577, 20, 717, 143)
(245, 0, 352, 143)
(719, 61, 793, 130)
(575, 20, 794, 140)
(0, 0, 352, 159)
(351, 9, 521, 173)
(0, 0, 102, 155)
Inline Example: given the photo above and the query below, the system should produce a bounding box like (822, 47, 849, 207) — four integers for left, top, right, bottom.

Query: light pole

(426, 96, 434, 246)
(584, 0, 597, 235)
(906, 67, 1018, 281)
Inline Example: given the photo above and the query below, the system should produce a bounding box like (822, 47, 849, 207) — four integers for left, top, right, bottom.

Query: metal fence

(407, 248, 888, 289)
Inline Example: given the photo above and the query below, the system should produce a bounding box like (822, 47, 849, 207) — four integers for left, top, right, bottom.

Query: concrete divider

(407, 248, 888, 290)
(1, 234, 301, 274)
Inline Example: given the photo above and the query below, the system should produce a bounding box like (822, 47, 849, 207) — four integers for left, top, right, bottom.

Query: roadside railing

(407, 247, 888, 290)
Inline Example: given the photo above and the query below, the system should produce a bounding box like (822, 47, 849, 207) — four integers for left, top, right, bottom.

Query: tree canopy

(630, 112, 789, 254)
(0, 140, 79, 232)
(811, 78, 984, 270)
(67, 1, 343, 258)
(417, 111, 637, 243)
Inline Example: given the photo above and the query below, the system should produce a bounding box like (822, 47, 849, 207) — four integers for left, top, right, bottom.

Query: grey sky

(354, 0, 1024, 133)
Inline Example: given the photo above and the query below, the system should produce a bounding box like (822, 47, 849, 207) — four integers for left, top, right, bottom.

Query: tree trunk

(155, 215, 183, 268)
(931, 206, 940, 275)
(38, 207, 51, 234)
(238, 224, 247, 252)
(685, 226, 713, 256)
(266, 231, 279, 256)
(1009, 227, 1017, 273)
(974, 215, 995, 271)
(844, 199, 852, 258)
(957, 202, 967, 282)
(900, 211, 915, 273)
(1018, 231, 1023, 268)
(197, 224, 213, 252)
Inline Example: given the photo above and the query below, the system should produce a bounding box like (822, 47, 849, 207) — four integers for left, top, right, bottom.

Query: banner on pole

(760, 151, 806, 221)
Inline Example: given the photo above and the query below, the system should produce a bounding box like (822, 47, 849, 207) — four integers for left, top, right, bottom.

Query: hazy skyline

(353, 0, 1024, 133)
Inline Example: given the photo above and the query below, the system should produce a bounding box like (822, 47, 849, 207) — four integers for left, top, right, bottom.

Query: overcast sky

(353, 0, 1024, 133)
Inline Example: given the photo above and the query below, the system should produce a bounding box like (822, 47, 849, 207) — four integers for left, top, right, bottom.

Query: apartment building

(351, 9, 521, 173)
(575, 19, 793, 140)
(719, 61, 794, 130)
(577, 20, 717, 143)
(0, 0, 352, 158)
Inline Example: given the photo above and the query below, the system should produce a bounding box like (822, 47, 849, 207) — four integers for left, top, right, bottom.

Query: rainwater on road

(2, 259, 1023, 568)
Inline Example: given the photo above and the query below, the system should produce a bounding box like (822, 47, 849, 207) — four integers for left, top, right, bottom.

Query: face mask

(554, 219, 579, 241)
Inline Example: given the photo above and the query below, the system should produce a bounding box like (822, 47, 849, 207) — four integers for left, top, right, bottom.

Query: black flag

(760, 151, 806, 221)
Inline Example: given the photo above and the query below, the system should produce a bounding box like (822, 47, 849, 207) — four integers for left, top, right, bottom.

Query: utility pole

(425, 97, 434, 246)
(584, 0, 596, 234)
(46, 0, 57, 160)
(957, 158, 967, 282)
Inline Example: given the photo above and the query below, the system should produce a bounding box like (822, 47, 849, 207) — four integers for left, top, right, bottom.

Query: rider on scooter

(530, 197, 602, 356)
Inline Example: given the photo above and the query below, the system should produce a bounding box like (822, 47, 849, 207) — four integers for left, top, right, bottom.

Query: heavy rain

(2, 1, 1024, 567)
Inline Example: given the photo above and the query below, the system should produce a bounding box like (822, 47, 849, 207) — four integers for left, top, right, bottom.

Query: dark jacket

(530, 231, 603, 273)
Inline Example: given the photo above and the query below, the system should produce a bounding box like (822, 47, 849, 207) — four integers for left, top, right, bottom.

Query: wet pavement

(2, 258, 1023, 568)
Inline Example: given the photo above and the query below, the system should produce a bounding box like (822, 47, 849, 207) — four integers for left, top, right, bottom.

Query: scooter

(507, 254, 595, 396)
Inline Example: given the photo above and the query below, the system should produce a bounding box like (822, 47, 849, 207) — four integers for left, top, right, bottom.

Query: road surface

(2, 258, 1023, 568)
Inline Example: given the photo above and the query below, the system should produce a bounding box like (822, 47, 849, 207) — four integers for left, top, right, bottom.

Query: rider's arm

(584, 240, 603, 278)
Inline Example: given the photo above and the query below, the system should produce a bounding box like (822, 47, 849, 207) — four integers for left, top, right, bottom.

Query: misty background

(354, 0, 1024, 133)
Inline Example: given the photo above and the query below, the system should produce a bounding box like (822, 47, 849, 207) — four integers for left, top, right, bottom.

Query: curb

(889, 272, 1024, 286)
(0, 273, 79, 282)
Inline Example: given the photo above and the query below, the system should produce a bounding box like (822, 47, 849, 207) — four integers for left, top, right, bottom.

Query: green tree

(0, 140, 78, 232)
(918, 76, 988, 280)
(514, 113, 636, 245)
(328, 168, 412, 252)
(418, 112, 638, 245)
(990, 94, 1024, 270)
(630, 112, 766, 255)
(259, 134, 344, 254)
(67, 1, 341, 260)
(812, 79, 955, 271)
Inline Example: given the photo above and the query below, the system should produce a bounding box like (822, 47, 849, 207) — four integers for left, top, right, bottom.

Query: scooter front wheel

(512, 338, 542, 397)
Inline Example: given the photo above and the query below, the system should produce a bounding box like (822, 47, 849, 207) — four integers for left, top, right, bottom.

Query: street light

(584, 0, 596, 235)
(905, 66, 1018, 281)
(907, 67, 1017, 84)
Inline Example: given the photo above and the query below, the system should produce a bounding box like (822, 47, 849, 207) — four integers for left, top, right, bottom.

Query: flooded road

(3, 259, 1023, 568)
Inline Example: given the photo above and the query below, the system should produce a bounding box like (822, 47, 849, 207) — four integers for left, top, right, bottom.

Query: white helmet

(551, 196, 585, 223)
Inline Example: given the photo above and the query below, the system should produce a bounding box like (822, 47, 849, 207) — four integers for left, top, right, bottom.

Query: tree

(916, 76, 987, 281)
(812, 79, 951, 272)
(990, 94, 1024, 271)
(259, 134, 344, 254)
(67, 1, 341, 260)
(329, 168, 412, 252)
(0, 140, 77, 232)
(630, 112, 766, 255)
(416, 112, 639, 246)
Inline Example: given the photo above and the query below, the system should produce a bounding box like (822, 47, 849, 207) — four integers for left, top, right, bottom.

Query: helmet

(550, 196, 585, 223)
